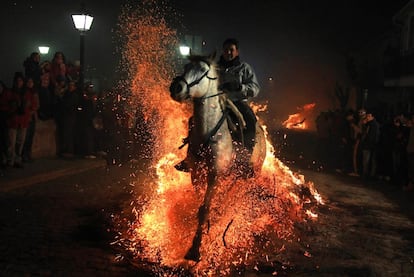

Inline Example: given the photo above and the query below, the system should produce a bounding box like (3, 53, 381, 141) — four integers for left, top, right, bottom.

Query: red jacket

(7, 88, 36, 128)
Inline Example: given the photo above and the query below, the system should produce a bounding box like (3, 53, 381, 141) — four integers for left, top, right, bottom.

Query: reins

(200, 91, 226, 100)
(178, 62, 229, 154)
(177, 66, 218, 95)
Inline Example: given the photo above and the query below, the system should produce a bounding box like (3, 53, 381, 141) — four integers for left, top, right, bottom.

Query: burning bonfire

(111, 1, 324, 275)
(282, 103, 316, 130)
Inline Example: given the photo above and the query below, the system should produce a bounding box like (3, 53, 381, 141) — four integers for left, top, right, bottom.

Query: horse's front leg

(185, 170, 217, 262)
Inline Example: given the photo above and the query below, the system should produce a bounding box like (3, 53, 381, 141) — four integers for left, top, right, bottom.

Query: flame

(251, 102, 268, 115)
(118, 124, 325, 275)
(282, 103, 316, 130)
(113, 1, 325, 275)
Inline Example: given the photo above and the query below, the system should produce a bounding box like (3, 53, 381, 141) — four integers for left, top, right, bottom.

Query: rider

(175, 38, 260, 172)
(218, 38, 260, 154)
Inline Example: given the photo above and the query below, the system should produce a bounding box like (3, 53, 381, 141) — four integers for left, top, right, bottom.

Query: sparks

(113, 1, 325, 275)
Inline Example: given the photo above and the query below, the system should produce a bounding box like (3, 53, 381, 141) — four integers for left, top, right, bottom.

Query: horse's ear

(208, 51, 217, 61)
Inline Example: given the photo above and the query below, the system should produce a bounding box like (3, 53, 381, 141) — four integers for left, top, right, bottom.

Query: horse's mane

(187, 52, 217, 66)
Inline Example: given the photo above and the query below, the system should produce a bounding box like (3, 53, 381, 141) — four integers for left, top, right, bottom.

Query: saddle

(221, 96, 253, 149)
(178, 97, 255, 151)
(175, 98, 255, 173)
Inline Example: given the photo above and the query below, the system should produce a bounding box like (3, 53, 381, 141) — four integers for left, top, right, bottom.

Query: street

(0, 156, 413, 276)
(0, 164, 148, 276)
(1, 0, 413, 275)
(288, 167, 414, 276)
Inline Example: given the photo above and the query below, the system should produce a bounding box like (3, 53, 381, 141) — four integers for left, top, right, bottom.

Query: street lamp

(179, 45, 191, 56)
(71, 12, 94, 90)
(38, 46, 50, 55)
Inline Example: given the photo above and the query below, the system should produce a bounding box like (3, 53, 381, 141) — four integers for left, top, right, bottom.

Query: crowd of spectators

(0, 51, 137, 177)
(316, 107, 414, 191)
(5, 51, 412, 191)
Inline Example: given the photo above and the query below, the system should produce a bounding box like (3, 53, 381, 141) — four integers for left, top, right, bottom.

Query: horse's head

(169, 52, 217, 102)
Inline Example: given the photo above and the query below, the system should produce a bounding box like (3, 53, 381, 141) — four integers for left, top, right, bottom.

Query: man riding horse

(175, 38, 260, 176)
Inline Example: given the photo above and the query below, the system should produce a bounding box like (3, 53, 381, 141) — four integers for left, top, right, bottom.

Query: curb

(0, 159, 106, 193)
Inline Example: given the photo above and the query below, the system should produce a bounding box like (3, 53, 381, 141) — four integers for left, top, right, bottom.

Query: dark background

(0, 0, 409, 123)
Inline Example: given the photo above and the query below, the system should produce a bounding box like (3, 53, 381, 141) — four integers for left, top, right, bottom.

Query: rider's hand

(226, 90, 247, 101)
(220, 81, 241, 92)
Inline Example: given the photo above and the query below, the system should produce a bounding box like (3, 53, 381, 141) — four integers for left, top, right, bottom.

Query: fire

(118, 125, 325, 275)
(282, 103, 316, 130)
(112, 1, 324, 275)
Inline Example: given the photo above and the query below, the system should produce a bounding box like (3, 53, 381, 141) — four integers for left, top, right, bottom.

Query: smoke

(261, 51, 347, 131)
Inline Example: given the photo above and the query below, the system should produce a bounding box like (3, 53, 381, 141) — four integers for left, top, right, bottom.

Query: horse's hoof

(184, 248, 200, 262)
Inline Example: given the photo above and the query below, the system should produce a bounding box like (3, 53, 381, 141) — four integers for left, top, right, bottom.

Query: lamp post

(71, 12, 93, 90)
(179, 45, 190, 56)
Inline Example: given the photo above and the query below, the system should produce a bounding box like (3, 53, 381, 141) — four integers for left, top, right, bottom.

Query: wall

(32, 119, 56, 159)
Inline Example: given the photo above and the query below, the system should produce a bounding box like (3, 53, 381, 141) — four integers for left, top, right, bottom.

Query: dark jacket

(361, 119, 380, 150)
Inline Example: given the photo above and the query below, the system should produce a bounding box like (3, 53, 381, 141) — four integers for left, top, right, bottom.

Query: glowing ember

(112, 1, 324, 275)
(282, 103, 316, 129)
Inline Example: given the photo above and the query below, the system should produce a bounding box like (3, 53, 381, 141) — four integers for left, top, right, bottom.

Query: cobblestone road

(0, 165, 148, 277)
(1, 158, 414, 276)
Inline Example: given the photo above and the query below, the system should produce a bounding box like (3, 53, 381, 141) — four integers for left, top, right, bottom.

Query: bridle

(174, 60, 223, 99)
(175, 59, 229, 151)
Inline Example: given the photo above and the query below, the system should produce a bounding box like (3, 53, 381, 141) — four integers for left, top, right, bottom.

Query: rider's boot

(175, 157, 190, 172)
(175, 118, 194, 172)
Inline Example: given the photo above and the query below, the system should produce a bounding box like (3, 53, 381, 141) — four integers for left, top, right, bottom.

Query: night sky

(0, 0, 409, 121)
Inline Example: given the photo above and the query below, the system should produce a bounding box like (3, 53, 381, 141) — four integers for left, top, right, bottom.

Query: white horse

(169, 54, 266, 261)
